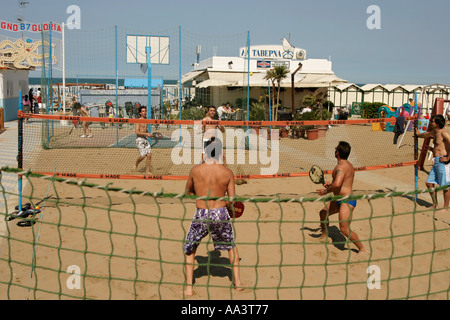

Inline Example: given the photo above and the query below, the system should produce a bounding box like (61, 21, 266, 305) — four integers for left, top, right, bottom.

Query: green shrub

(249, 102, 266, 121)
(180, 107, 205, 120)
(361, 102, 385, 119)
(235, 97, 258, 109)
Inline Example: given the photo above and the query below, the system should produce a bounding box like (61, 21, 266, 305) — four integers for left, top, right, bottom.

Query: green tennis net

(0, 168, 448, 300)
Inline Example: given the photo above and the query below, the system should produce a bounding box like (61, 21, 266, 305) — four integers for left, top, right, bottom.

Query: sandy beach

(0, 118, 448, 300)
(0, 157, 448, 300)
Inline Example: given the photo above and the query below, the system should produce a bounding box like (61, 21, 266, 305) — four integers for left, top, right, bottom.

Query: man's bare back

(186, 161, 235, 209)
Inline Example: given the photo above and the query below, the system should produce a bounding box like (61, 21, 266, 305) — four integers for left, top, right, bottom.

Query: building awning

(196, 78, 235, 88)
(334, 83, 362, 91)
(288, 73, 347, 88)
(181, 70, 206, 84)
(226, 72, 347, 88)
(231, 72, 272, 87)
(184, 69, 347, 89)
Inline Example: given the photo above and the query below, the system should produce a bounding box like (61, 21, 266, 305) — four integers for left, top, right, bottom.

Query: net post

(115, 25, 119, 145)
(146, 46, 152, 141)
(17, 91, 23, 211)
(414, 92, 418, 201)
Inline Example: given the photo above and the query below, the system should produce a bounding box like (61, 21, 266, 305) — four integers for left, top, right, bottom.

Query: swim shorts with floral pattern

(184, 207, 235, 255)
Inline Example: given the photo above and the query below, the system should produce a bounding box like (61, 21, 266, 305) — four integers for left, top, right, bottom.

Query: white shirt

(217, 106, 226, 118)
(301, 107, 311, 114)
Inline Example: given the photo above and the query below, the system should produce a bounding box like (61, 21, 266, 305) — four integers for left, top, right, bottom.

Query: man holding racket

(134, 106, 156, 175)
(183, 137, 244, 296)
(316, 141, 367, 254)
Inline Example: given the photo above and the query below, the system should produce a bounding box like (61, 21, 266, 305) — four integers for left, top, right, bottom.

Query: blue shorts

(184, 207, 235, 255)
(427, 157, 449, 186)
(336, 200, 357, 208)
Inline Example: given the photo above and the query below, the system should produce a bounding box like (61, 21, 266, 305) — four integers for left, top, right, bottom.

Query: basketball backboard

(126, 35, 169, 65)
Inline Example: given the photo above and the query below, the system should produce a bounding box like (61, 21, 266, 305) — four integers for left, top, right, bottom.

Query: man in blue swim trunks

(316, 141, 367, 254)
(183, 137, 243, 296)
(416, 114, 450, 211)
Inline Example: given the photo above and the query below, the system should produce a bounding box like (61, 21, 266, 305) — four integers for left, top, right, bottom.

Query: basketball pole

(62, 22, 66, 114)
(146, 46, 152, 143)
(414, 92, 418, 201)
(115, 25, 119, 145)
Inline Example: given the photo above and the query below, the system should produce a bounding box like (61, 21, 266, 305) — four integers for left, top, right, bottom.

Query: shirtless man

(202, 106, 225, 163)
(134, 106, 156, 174)
(316, 141, 367, 254)
(416, 114, 450, 211)
(183, 138, 243, 296)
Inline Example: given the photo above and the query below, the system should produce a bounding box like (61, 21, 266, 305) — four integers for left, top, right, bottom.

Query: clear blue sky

(1, 0, 450, 85)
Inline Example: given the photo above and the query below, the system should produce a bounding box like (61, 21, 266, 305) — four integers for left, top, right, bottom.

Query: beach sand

(0, 119, 448, 300)
(0, 159, 449, 300)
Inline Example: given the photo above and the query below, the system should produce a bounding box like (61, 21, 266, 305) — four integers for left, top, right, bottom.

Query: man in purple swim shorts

(184, 207, 235, 255)
(183, 137, 244, 296)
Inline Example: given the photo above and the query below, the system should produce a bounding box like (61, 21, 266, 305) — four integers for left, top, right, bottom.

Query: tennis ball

(36, 206, 40, 210)
(250, 72, 253, 76)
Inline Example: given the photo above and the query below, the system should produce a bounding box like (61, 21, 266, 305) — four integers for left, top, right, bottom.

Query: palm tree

(264, 65, 290, 120)
(263, 68, 276, 121)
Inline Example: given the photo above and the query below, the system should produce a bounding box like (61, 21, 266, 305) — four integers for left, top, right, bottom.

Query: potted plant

(294, 109, 319, 139)
(291, 112, 306, 138)
(289, 125, 303, 139)
(306, 127, 319, 140)
(279, 125, 289, 138)
(248, 102, 266, 135)
(315, 108, 331, 138)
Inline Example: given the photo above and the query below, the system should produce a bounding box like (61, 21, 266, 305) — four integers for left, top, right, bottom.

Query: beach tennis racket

(229, 201, 245, 218)
(68, 120, 78, 135)
(309, 165, 325, 185)
(152, 132, 163, 139)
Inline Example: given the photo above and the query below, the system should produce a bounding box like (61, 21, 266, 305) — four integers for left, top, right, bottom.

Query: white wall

(0, 69, 29, 121)
(195, 56, 332, 75)
(0, 69, 29, 99)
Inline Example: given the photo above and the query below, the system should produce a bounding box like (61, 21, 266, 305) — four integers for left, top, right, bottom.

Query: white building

(0, 68, 29, 121)
(181, 38, 450, 117)
(329, 83, 450, 115)
(181, 39, 347, 112)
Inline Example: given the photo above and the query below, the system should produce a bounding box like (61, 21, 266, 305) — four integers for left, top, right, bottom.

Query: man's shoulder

(335, 160, 354, 171)
(193, 163, 232, 174)
(439, 128, 450, 139)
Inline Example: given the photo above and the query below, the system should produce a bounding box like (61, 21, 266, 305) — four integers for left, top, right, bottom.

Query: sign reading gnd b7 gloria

(239, 38, 306, 60)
